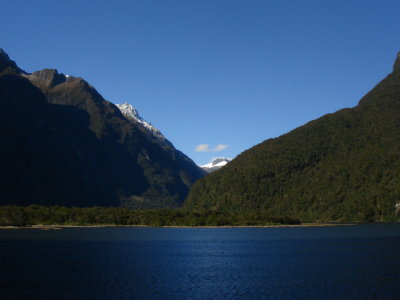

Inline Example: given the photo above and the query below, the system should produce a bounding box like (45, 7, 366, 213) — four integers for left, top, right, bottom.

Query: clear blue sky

(2, 1, 399, 165)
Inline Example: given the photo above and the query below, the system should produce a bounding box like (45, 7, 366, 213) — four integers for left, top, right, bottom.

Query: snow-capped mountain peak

(116, 102, 164, 139)
(116, 102, 140, 119)
(201, 157, 231, 173)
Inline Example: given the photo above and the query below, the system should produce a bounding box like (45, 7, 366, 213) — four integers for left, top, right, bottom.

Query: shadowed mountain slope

(0, 49, 205, 208)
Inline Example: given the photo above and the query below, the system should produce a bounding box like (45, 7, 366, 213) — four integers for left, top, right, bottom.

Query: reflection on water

(1, 224, 400, 299)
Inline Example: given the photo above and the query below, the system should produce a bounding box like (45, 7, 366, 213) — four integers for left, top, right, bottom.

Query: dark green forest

(185, 54, 400, 223)
(0, 205, 300, 227)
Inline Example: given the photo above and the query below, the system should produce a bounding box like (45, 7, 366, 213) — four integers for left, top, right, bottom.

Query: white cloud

(195, 144, 210, 152)
(195, 144, 229, 152)
(214, 144, 228, 151)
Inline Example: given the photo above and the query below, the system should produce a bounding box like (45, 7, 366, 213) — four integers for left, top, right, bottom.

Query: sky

(1, 0, 400, 165)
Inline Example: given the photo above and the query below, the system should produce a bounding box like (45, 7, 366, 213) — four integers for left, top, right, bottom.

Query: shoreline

(0, 223, 357, 230)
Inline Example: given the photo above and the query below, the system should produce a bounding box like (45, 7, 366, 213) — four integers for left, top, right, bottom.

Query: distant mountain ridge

(0, 49, 205, 208)
(201, 158, 231, 173)
(185, 52, 400, 222)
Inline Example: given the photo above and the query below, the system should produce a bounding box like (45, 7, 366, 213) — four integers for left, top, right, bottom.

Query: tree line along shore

(0, 205, 301, 227)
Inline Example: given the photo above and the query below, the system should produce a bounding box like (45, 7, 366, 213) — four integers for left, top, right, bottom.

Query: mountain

(201, 158, 231, 173)
(0, 49, 24, 74)
(116, 102, 164, 141)
(185, 52, 400, 222)
(0, 49, 205, 208)
(115, 102, 175, 150)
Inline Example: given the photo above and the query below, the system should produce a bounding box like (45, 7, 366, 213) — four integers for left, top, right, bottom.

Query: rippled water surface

(1, 224, 400, 299)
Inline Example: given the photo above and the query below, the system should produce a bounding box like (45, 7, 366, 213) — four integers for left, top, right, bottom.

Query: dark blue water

(1, 224, 400, 300)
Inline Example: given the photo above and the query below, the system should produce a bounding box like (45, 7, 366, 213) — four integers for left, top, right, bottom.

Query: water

(1, 224, 400, 299)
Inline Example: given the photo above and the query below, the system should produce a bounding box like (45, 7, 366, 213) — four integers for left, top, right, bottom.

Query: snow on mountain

(201, 157, 231, 173)
(116, 102, 165, 140)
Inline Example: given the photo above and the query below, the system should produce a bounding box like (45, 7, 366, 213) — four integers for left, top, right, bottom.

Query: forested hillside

(185, 53, 400, 222)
